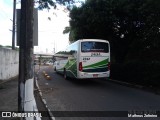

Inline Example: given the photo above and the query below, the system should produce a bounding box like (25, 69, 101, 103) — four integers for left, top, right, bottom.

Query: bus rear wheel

(64, 69, 68, 80)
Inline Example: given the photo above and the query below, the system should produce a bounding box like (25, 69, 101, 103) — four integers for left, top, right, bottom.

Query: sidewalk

(0, 75, 51, 120)
(0, 77, 18, 112)
(0, 77, 18, 120)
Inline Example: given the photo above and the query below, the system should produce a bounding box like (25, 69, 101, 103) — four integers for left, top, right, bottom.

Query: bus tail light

(79, 62, 83, 71)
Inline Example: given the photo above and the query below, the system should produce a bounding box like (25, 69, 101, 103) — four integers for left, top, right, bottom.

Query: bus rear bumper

(78, 71, 110, 79)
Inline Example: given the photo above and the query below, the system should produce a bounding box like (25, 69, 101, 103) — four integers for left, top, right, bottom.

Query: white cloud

(0, 1, 70, 54)
(35, 5, 70, 54)
(0, 0, 13, 46)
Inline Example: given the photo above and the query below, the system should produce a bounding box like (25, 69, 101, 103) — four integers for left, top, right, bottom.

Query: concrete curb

(108, 79, 160, 95)
(35, 71, 56, 120)
(109, 79, 143, 88)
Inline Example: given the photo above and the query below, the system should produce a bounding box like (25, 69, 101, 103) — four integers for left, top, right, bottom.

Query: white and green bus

(53, 39, 110, 79)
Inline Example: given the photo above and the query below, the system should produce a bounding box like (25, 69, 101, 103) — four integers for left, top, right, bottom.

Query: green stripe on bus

(83, 65, 106, 69)
(83, 63, 107, 69)
(65, 59, 77, 77)
(83, 58, 109, 69)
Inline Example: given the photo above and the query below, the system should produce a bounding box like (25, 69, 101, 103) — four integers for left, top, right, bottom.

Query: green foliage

(0, 45, 19, 51)
(69, 0, 160, 87)
(111, 61, 160, 88)
(5, 45, 12, 48)
(36, 0, 78, 10)
(63, 26, 70, 34)
(5, 45, 19, 51)
(69, 0, 160, 63)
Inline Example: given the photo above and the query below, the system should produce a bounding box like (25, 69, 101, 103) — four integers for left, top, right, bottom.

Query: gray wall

(0, 48, 19, 80)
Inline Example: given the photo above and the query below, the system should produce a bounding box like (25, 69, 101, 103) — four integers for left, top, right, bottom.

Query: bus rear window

(81, 41, 109, 53)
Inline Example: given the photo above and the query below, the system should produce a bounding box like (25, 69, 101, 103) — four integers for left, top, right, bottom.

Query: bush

(110, 61, 160, 88)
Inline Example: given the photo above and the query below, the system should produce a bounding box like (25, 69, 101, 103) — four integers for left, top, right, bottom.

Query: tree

(69, 0, 160, 63)
(36, 0, 82, 10)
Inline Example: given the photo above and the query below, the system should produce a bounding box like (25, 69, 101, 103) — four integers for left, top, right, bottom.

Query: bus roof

(78, 39, 109, 43)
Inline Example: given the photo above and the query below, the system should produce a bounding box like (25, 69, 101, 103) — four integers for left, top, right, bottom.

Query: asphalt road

(36, 65, 160, 120)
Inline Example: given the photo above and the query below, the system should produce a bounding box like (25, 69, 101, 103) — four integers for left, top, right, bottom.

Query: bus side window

(70, 50, 77, 58)
(74, 51, 77, 58)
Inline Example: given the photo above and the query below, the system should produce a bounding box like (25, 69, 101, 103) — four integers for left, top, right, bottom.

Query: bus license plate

(93, 74, 98, 77)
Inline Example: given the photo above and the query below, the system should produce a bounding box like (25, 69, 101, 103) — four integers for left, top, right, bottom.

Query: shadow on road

(59, 74, 109, 87)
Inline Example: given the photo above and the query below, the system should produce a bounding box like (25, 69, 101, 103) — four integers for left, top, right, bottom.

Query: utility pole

(18, 0, 34, 116)
(12, 0, 16, 50)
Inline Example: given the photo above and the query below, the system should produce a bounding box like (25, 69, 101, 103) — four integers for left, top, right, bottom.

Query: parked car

(53, 61, 58, 71)
(45, 61, 53, 65)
